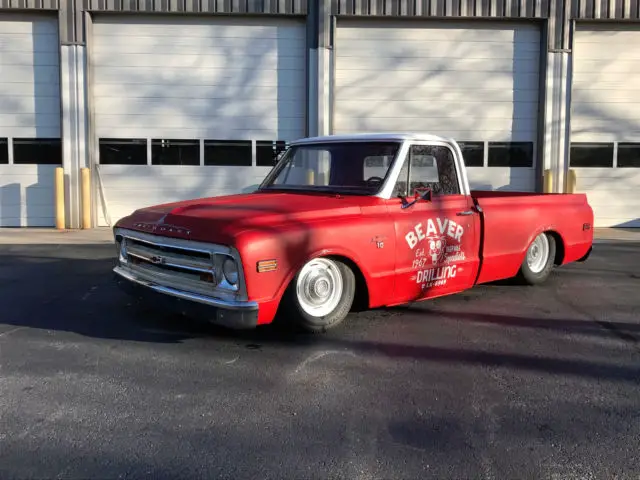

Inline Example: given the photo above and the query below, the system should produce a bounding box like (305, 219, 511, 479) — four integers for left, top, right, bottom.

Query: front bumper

(113, 266, 259, 329)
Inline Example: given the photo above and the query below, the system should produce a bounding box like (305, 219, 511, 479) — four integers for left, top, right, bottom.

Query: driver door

(388, 142, 481, 305)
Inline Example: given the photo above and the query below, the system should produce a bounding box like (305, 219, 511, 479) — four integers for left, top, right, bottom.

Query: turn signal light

(257, 259, 277, 273)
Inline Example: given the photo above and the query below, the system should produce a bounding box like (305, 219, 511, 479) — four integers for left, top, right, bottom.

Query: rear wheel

(517, 232, 556, 285)
(280, 257, 356, 333)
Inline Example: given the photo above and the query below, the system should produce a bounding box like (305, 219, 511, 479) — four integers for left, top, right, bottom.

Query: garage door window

(12, 139, 62, 165)
(204, 140, 252, 167)
(0, 139, 7, 164)
(152, 139, 200, 166)
(99, 138, 147, 165)
(569, 143, 614, 168)
(256, 141, 288, 167)
(458, 142, 484, 167)
(488, 142, 534, 167)
(616, 143, 640, 168)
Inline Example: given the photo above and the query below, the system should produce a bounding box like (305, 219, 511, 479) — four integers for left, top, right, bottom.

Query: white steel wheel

(295, 258, 344, 318)
(526, 233, 550, 274)
(280, 257, 356, 333)
(518, 232, 556, 286)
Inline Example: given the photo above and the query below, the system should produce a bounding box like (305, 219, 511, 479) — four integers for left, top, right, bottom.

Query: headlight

(117, 237, 127, 264)
(222, 257, 238, 285)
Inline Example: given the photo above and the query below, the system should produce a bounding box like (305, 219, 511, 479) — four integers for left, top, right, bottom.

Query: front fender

(274, 246, 374, 301)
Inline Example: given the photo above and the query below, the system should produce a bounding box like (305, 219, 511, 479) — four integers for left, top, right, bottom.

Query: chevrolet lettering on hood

(133, 222, 191, 236)
(112, 132, 594, 334)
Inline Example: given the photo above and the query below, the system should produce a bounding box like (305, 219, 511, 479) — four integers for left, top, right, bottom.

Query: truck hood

(115, 191, 373, 244)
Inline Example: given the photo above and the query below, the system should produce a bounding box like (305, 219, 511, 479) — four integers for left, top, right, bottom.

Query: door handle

(456, 210, 474, 216)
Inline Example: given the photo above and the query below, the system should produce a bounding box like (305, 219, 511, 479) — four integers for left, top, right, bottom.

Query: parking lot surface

(1, 239, 639, 479)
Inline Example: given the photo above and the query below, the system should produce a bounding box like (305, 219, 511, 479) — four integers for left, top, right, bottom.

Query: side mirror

(414, 187, 432, 202)
(399, 188, 432, 209)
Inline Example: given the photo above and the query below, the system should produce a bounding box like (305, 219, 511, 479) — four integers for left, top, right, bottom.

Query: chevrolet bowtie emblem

(150, 255, 164, 265)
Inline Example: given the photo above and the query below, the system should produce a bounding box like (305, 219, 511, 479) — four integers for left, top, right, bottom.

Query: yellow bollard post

(306, 169, 315, 186)
(54, 167, 65, 230)
(543, 169, 553, 193)
(566, 169, 577, 194)
(81, 167, 91, 229)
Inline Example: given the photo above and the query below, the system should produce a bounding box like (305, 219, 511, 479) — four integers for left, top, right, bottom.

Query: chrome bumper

(114, 265, 259, 329)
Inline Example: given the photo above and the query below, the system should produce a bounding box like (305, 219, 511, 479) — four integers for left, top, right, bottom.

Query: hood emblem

(134, 222, 191, 235)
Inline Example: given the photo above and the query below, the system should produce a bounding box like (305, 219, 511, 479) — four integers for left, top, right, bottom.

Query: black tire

(279, 257, 356, 333)
(517, 232, 556, 285)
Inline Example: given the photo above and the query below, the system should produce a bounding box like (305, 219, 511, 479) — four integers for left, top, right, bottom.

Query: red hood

(115, 191, 379, 244)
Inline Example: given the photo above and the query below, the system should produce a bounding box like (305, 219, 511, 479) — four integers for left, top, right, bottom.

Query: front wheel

(280, 257, 356, 333)
(517, 232, 556, 285)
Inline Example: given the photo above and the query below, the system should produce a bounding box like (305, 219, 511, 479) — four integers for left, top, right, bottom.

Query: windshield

(258, 141, 402, 195)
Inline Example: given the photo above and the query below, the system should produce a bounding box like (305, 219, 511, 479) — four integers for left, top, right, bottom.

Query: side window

(408, 145, 461, 195)
(392, 158, 409, 197)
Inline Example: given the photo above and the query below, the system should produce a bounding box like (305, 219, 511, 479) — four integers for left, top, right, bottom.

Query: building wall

(1, 0, 639, 227)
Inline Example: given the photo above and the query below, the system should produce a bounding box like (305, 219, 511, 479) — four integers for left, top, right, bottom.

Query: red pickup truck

(112, 133, 594, 332)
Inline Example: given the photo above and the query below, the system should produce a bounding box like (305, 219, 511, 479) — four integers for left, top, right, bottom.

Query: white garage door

(334, 19, 541, 192)
(570, 24, 640, 228)
(0, 13, 61, 227)
(92, 15, 306, 226)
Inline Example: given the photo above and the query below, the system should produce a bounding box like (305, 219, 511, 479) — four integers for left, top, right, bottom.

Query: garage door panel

(336, 46, 539, 62)
(0, 96, 61, 116)
(334, 124, 537, 142)
(335, 20, 540, 193)
(573, 168, 640, 188)
(570, 90, 640, 102)
(335, 87, 539, 103)
(575, 59, 640, 75)
(92, 37, 306, 53)
(334, 69, 540, 91)
(97, 165, 272, 190)
(94, 16, 303, 36)
(94, 98, 306, 116)
(336, 100, 538, 119)
(96, 127, 303, 141)
(336, 56, 538, 74)
(96, 115, 303, 140)
(93, 16, 306, 226)
(93, 66, 303, 88)
(466, 167, 536, 191)
(96, 165, 272, 227)
(0, 164, 56, 227)
(94, 84, 307, 101)
(336, 22, 540, 41)
(93, 52, 304, 70)
(2, 65, 60, 85)
(571, 25, 640, 227)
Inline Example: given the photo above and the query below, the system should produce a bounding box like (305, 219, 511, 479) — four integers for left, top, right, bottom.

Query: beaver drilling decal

(405, 217, 466, 288)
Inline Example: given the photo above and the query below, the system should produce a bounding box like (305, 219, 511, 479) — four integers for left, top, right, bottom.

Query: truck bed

(470, 191, 594, 285)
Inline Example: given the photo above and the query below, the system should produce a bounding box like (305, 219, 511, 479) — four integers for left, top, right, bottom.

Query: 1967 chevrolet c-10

(112, 133, 594, 332)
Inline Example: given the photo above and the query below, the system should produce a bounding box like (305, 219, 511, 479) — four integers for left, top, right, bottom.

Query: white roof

(289, 132, 453, 145)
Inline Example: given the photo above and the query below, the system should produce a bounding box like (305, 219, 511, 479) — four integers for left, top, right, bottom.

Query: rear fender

(521, 225, 566, 266)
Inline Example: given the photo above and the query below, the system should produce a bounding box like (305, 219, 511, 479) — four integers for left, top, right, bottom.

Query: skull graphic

(428, 236, 447, 265)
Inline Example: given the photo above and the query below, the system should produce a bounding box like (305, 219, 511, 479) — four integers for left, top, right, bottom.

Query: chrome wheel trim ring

(527, 233, 550, 273)
(295, 258, 344, 318)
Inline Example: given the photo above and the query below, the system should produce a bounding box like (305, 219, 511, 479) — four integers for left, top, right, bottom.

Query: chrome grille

(114, 228, 241, 300)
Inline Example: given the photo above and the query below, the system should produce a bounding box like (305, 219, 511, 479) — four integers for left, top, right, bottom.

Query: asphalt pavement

(0, 239, 639, 479)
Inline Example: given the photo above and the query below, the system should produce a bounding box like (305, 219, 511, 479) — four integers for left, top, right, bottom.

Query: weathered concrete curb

(0, 228, 114, 245)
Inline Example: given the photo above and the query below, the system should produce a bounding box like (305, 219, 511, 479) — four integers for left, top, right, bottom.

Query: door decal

(405, 217, 467, 289)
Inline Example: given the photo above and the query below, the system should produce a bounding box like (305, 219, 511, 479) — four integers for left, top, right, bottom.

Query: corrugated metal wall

(0, 0, 639, 51)
(82, 0, 306, 13)
(0, 0, 57, 8)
